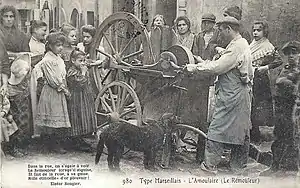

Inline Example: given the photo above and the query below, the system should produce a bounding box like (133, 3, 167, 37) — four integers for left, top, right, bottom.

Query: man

(186, 16, 253, 174)
(211, 6, 251, 50)
(191, 13, 218, 163)
(192, 13, 217, 60)
(260, 41, 300, 177)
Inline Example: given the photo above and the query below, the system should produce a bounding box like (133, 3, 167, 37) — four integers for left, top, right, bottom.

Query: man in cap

(191, 13, 218, 163)
(185, 16, 253, 174)
(223, 6, 252, 45)
(192, 13, 217, 60)
(260, 41, 300, 176)
(210, 6, 251, 51)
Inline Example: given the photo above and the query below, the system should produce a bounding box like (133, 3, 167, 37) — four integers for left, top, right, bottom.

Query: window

(87, 11, 94, 26)
(70, 8, 79, 28)
(18, 9, 30, 33)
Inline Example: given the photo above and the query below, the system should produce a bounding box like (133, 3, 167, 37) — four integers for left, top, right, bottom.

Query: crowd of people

(0, 4, 299, 177)
(0, 5, 102, 157)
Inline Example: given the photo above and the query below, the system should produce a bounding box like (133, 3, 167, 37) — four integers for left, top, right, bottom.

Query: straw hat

(8, 53, 31, 85)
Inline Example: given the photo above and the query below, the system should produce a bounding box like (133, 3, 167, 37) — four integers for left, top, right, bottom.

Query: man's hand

(215, 47, 225, 54)
(184, 64, 198, 73)
(257, 65, 269, 73)
(193, 55, 204, 64)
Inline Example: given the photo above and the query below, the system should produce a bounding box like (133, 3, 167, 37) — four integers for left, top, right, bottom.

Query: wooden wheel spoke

(116, 86, 122, 112)
(119, 37, 135, 56)
(108, 88, 116, 112)
(120, 93, 131, 113)
(120, 107, 136, 118)
(96, 112, 110, 117)
(122, 50, 143, 60)
(97, 121, 110, 129)
(119, 87, 128, 112)
(119, 118, 135, 125)
(95, 81, 142, 127)
(103, 32, 116, 54)
(100, 97, 113, 113)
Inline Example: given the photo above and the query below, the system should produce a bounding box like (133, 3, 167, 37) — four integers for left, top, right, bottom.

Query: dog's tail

(95, 134, 105, 165)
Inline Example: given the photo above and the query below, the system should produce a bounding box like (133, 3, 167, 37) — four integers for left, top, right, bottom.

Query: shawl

(250, 37, 275, 63)
(176, 32, 195, 50)
(67, 65, 81, 78)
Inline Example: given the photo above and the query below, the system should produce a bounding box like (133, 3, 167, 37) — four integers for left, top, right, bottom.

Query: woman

(35, 32, 71, 154)
(78, 25, 107, 93)
(250, 21, 283, 143)
(29, 20, 47, 58)
(0, 5, 30, 54)
(173, 16, 195, 50)
(60, 23, 78, 70)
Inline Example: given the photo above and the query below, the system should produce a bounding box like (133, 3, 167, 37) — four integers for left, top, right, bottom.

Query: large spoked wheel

(95, 81, 142, 129)
(90, 12, 155, 65)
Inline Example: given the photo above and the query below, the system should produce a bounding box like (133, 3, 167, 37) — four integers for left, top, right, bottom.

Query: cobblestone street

(1, 127, 299, 188)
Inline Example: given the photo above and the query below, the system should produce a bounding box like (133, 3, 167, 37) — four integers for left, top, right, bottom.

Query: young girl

(35, 32, 71, 154)
(66, 48, 96, 151)
(250, 21, 283, 143)
(60, 23, 78, 70)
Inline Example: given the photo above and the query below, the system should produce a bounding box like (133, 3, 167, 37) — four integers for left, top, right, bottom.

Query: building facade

(0, 0, 299, 47)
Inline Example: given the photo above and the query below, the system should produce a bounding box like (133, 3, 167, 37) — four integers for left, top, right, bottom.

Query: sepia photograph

(0, 0, 299, 187)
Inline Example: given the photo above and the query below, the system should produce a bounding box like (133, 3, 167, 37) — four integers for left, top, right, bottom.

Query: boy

(260, 41, 300, 176)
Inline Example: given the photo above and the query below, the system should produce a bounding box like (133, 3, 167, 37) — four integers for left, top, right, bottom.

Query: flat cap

(202, 13, 216, 23)
(224, 6, 242, 21)
(216, 16, 240, 26)
(282, 41, 300, 54)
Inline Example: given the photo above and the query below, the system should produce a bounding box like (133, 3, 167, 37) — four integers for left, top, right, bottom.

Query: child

(1, 92, 20, 157)
(35, 32, 71, 154)
(66, 48, 96, 152)
(260, 41, 300, 176)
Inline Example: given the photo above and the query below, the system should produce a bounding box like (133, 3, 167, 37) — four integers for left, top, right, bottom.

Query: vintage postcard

(0, 0, 299, 187)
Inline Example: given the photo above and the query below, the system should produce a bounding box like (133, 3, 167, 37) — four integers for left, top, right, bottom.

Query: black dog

(95, 113, 177, 172)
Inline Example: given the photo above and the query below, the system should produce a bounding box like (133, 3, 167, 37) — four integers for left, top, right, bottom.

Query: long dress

(66, 66, 96, 136)
(35, 51, 71, 134)
(29, 40, 46, 137)
(250, 38, 283, 130)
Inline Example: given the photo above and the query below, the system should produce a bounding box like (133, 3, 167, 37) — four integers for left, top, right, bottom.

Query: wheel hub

(110, 112, 120, 122)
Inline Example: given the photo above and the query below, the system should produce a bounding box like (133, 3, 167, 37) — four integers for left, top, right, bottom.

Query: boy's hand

(64, 89, 71, 99)
(0, 111, 5, 118)
(80, 65, 88, 75)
